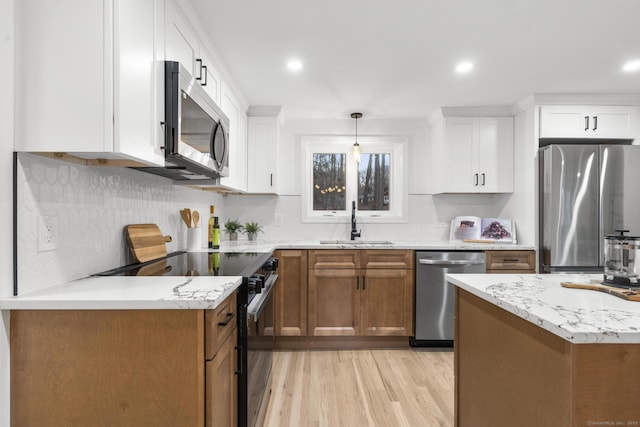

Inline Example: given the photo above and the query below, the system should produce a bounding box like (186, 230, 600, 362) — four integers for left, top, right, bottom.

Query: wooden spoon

(192, 211, 200, 228)
(180, 209, 192, 228)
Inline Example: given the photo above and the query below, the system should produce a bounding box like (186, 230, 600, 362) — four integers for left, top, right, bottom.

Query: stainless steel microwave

(134, 61, 229, 181)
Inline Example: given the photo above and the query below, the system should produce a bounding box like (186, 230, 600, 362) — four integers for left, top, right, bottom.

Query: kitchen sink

(319, 240, 394, 245)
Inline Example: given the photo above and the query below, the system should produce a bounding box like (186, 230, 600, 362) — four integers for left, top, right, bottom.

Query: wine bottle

(208, 205, 215, 249)
(213, 216, 220, 249)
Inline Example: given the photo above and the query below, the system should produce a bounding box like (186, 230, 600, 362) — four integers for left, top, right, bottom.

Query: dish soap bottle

(208, 205, 215, 249)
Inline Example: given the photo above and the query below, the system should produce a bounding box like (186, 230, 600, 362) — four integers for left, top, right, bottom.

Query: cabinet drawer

(485, 250, 535, 271)
(362, 250, 414, 269)
(205, 292, 237, 360)
(309, 250, 360, 269)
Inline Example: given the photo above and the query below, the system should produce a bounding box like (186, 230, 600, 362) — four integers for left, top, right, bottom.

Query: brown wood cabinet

(206, 331, 237, 427)
(308, 250, 414, 337)
(274, 249, 308, 336)
(485, 250, 535, 273)
(11, 293, 238, 427)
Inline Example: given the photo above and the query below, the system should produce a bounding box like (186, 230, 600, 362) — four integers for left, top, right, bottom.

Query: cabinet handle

(218, 312, 234, 326)
(481, 173, 485, 186)
(474, 173, 479, 186)
(356, 276, 359, 290)
(202, 65, 208, 86)
(362, 276, 366, 290)
(584, 116, 589, 131)
(592, 116, 598, 131)
(270, 173, 273, 187)
(196, 58, 203, 81)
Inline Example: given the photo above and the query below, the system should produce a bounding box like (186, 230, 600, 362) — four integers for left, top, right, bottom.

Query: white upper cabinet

(14, 0, 165, 166)
(539, 105, 637, 139)
(219, 85, 248, 192)
(246, 107, 282, 194)
(431, 116, 514, 194)
(165, 0, 221, 107)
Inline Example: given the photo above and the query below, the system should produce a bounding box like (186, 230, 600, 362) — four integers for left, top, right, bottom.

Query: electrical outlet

(274, 213, 283, 227)
(435, 222, 449, 229)
(38, 216, 58, 252)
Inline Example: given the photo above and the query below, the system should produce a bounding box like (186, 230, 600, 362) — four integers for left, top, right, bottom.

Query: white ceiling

(190, 0, 640, 120)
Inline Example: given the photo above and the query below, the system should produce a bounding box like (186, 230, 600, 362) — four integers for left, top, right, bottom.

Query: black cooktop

(94, 251, 273, 278)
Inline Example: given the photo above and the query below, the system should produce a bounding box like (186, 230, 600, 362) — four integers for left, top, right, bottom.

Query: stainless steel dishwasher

(411, 251, 486, 347)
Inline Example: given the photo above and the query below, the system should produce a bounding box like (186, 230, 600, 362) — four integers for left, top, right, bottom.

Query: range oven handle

(247, 274, 278, 321)
(418, 259, 484, 266)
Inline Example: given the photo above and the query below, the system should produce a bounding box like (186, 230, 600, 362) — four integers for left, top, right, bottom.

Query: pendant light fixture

(351, 112, 362, 163)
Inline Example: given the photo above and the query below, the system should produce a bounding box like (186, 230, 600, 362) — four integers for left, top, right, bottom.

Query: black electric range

(96, 250, 271, 279)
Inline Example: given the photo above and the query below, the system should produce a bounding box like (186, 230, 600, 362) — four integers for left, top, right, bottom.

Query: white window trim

(302, 135, 408, 224)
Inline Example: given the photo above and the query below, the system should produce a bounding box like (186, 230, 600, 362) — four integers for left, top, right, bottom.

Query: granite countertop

(1, 239, 534, 311)
(202, 239, 535, 253)
(0, 275, 243, 310)
(446, 273, 640, 344)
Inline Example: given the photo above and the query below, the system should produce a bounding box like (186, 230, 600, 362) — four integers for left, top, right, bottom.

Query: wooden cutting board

(561, 282, 640, 301)
(125, 224, 172, 263)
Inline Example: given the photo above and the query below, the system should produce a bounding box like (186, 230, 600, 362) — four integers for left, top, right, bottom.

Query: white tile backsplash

(16, 154, 225, 294)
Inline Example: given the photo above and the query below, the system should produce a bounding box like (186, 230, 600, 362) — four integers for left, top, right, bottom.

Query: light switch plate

(38, 216, 58, 252)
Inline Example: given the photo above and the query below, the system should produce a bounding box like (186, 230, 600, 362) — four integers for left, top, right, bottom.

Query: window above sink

(302, 136, 408, 224)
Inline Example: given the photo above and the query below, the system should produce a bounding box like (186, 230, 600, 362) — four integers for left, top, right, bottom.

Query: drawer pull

(502, 258, 520, 262)
(218, 312, 235, 326)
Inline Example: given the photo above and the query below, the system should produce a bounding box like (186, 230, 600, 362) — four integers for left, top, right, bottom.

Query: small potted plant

(224, 219, 243, 241)
(243, 221, 263, 241)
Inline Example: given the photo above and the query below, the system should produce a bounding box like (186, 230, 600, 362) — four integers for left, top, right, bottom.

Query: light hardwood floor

(262, 349, 454, 427)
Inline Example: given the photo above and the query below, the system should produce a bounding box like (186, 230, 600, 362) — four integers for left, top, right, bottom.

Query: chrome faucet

(350, 200, 361, 240)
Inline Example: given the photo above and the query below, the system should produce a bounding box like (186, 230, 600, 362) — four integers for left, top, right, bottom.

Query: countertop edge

(447, 273, 640, 345)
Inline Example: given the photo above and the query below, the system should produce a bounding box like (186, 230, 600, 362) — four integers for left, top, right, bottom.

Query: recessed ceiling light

(455, 61, 474, 74)
(287, 59, 303, 72)
(622, 59, 640, 72)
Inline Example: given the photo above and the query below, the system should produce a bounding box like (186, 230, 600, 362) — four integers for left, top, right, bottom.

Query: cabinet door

(205, 331, 238, 427)
(475, 117, 513, 193)
(200, 48, 222, 107)
(361, 269, 414, 336)
(308, 268, 360, 336)
(247, 115, 279, 194)
(442, 117, 476, 192)
(114, 0, 165, 166)
(589, 106, 637, 139)
(539, 106, 590, 138)
(165, 0, 199, 78)
(274, 250, 308, 336)
(15, 0, 107, 153)
(219, 86, 248, 192)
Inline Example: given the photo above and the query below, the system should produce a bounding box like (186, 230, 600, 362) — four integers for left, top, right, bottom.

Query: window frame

(302, 135, 408, 223)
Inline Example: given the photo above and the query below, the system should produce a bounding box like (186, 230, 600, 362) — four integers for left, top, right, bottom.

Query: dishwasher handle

(418, 259, 485, 266)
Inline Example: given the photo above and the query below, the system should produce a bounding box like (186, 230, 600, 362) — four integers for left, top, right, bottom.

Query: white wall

(224, 117, 535, 244)
(1, 0, 14, 422)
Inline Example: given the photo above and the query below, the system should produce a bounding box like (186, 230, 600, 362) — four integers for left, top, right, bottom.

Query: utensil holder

(187, 227, 202, 251)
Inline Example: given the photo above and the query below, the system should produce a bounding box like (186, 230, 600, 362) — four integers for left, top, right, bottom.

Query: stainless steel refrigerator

(539, 143, 640, 272)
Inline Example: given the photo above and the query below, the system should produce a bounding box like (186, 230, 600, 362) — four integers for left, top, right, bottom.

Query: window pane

(358, 153, 390, 211)
(313, 153, 346, 211)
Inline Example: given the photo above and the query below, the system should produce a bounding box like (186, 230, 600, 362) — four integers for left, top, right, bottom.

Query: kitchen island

(446, 273, 640, 427)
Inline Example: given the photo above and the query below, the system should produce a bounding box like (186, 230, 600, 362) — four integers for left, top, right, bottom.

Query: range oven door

(246, 274, 277, 427)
